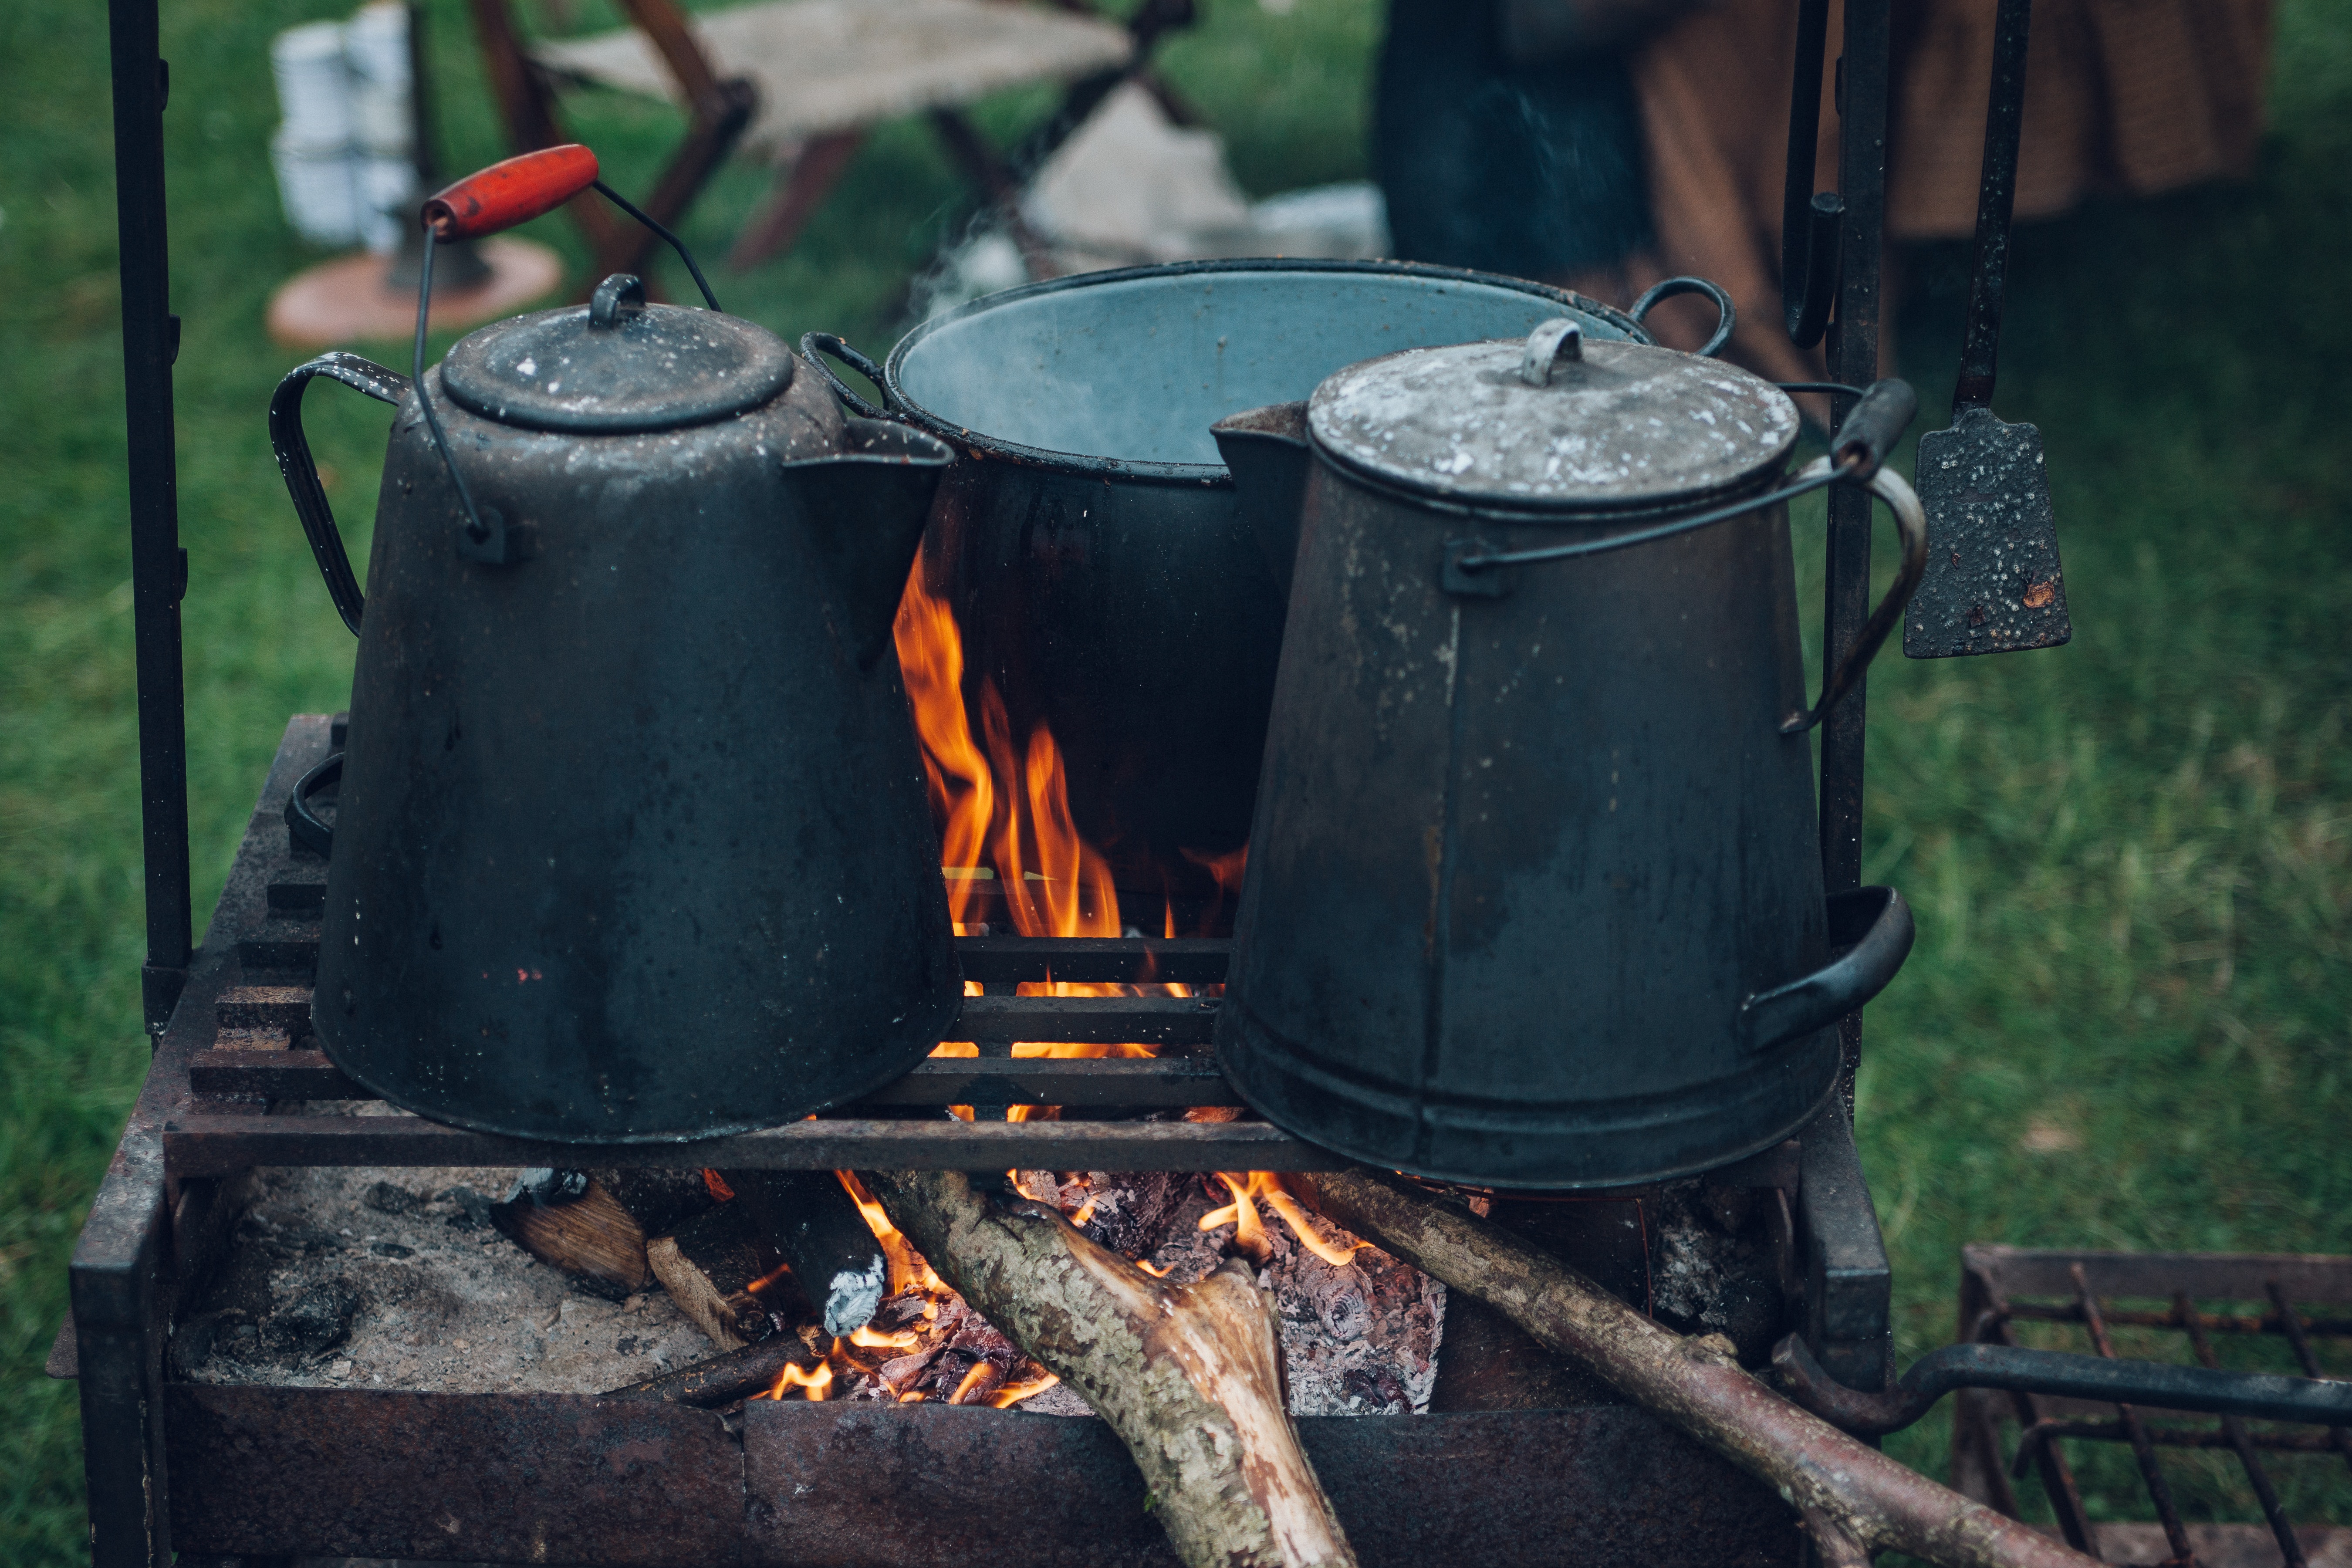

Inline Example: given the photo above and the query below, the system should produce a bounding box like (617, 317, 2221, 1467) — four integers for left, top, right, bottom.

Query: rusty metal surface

(187, 1051, 1239, 1108)
(1950, 1244, 2352, 1556)
(168, 1385, 743, 1565)
(171, 1384, 1795, 1567)
(163, 1110, 1345, 1175)
(743, 1400, 1802, 1568)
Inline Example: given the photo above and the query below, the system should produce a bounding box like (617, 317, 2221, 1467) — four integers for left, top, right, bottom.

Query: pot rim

(880, 258, 1651, 487)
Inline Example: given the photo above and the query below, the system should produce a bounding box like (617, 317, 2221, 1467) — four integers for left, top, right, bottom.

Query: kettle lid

(439, 274, 795, 434)
(1307, 321, 1800, 511)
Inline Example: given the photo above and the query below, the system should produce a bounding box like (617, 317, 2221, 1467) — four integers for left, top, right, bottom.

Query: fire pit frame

(76, 0, 1904, 1557)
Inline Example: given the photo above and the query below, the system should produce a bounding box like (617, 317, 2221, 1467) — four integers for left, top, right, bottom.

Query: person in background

(1374, 0, 2274, 382)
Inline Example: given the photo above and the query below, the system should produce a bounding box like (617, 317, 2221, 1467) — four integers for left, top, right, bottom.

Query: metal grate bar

(2072, 1263, 2198, 1567)
(2267, 1283, 2352, 1478)
(2178, 1292, 2306, 1568)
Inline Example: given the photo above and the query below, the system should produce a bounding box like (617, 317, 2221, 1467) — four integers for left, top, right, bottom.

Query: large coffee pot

(268, 149, 960, 1142)
(1210, 316, 1924, 1187)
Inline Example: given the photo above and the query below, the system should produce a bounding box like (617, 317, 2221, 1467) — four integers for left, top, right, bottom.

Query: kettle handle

(269, 352, 411, 636)
(1738, 886, 1914, 1054)
(1629, 275, 1736, 358)
(799, 332, 899, 421)
(1776, 460, 1928, 734)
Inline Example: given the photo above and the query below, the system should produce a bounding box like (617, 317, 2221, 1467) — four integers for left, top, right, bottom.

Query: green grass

(2, 0, 2347, 1557)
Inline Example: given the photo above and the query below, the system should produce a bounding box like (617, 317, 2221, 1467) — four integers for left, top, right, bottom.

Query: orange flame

(986, 1371, 1060, 1408)
(762, 1359, 834, 1402)
(835, 1170, 946, 1298)
(947, 1360, 998, 1405)
(849, 1324, 921, 1351)
(1200, 1173, 1366, 1267)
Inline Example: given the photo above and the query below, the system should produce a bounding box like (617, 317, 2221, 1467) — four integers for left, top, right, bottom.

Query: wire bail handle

(409, 145, 723, 565)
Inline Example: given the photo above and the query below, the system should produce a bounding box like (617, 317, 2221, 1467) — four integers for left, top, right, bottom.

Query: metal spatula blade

(1902, 0, 2071, 660)
(1907, 408, 2069, 656)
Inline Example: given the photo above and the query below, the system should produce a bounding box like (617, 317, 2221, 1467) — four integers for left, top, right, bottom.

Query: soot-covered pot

(270, 264, 960, 1142)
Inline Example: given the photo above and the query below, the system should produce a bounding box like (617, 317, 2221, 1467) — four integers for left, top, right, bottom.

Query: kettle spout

(780, 418, 954, 669)
(1212, 402, 1311, 598)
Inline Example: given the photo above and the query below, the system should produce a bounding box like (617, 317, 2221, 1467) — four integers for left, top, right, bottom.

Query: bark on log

(1309, 1169, 2098, 1568)
(867, 1169, 1357, 1568)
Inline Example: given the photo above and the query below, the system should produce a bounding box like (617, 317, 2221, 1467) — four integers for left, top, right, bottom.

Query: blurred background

(2, 0, 2348, 1558)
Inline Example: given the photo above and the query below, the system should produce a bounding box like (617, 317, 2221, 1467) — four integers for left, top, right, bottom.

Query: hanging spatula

(1904, 0, 2072, 659)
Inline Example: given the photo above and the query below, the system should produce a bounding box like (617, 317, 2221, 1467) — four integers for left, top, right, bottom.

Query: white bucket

(270, 125, 362, 246)
(270, 20, 354, 148)
(343, 2, 413, 159)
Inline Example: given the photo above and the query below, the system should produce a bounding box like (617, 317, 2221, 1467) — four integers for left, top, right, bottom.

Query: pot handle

(799, 332, 898, 421)
(269, 352, 411, 636)
(1629, 276, 1736, 358)
(1738, 886, 1914, 1054)
(1776, 457, 1928, 734)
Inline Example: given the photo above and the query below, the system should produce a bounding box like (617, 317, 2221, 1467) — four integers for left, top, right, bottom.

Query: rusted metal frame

(960, 992, 1216, 1042)
(72, 717, 332, 1565)
(958, 933, 1229, 983)
(2173, 1292, 2307, 1567)
(2071, 1264, 2197, 1565)
(2005, 1298, 2352, 1338)
(105, 0, 193, 1036)
(1965, 1246, 2352, 1306)
(2267, 1282, 2352, 1475)
(2014, 1419, 2352, 1457)
(1795, 1098, 1892, 1392)
(166, 1386, 1798, 1568)
(1818, 0, 1891, 1117)
(190, 1049, 1235, 1105)
(162, 1112, 1344, 1177)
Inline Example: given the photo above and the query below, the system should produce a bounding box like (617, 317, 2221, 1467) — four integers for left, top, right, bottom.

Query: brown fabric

(1597, 0, 2272, 382)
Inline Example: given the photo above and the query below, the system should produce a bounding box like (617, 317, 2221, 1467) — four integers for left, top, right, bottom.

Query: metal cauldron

(270, 273, 961, 1142)
(1209, 316, 1926, 1186)
(806, 261, 1669, 894)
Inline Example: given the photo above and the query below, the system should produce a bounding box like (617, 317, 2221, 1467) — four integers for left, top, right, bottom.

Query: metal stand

(80, 0, 1900, 1555)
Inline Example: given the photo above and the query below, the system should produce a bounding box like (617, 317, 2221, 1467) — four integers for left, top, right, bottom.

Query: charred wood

(867, 1169, 1358, 1568)
(726, 1170, 892, 1337)
(605, 1327, 829, 1407)
(490, 1169, 658, 1296)
(645, 1202, 793, 1351)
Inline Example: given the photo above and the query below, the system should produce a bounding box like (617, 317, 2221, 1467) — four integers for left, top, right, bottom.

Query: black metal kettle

(268, 148, 961, 1142)
(1210, 315, 1925, 1187)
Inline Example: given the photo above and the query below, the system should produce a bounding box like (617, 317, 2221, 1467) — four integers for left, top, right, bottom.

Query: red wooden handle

(421, 145, 599, 241)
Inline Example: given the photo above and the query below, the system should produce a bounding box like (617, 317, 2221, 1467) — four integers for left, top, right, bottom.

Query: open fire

(740, 570, 1378, 1405)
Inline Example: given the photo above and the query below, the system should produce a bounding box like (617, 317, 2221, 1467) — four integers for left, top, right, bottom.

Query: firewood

(723, 1170, 891, 1337)
(1308, 1169, 2098, 1568)
(867, 1169, 1357, 1568)
(489, 1170, 655, 1295)
(645, 1202, 792, 1352)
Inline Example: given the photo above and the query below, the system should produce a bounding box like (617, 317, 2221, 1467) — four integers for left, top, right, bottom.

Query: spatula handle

(1953, 0, 2034, 414)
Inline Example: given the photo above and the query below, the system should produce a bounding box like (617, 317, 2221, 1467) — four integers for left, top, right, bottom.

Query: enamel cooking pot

(270, 272, 961, 1142)
(806, 261, 1696, 897)
(1210, 316, 1927, 1186)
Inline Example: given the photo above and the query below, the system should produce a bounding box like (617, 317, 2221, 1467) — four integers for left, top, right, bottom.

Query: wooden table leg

(727, 129, 869, 270)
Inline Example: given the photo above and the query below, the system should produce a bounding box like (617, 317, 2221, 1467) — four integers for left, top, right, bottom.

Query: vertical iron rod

(2072, 1266, 2198, 1567)
(108, 0, 193, 1036)
(1977, 1293, 2101, 1554)
(2175, 1293, 2306, 1568)
(2266, 1283, 2352, 1476)
(1819, 0, 1890, 1111)
(1951, 0, 2032, 416)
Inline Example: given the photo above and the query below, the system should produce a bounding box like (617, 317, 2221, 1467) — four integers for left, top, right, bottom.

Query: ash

(180, 1166, 714, 1395)
(182, 1165, 1444, 1420)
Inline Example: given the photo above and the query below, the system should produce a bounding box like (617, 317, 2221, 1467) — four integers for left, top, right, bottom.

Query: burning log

(726, 1170, 892, 1337)
(1308, 1169, 2098, 1568)
(867, 1169, 1358, 1568)
(645, 1201, 794, 1352)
